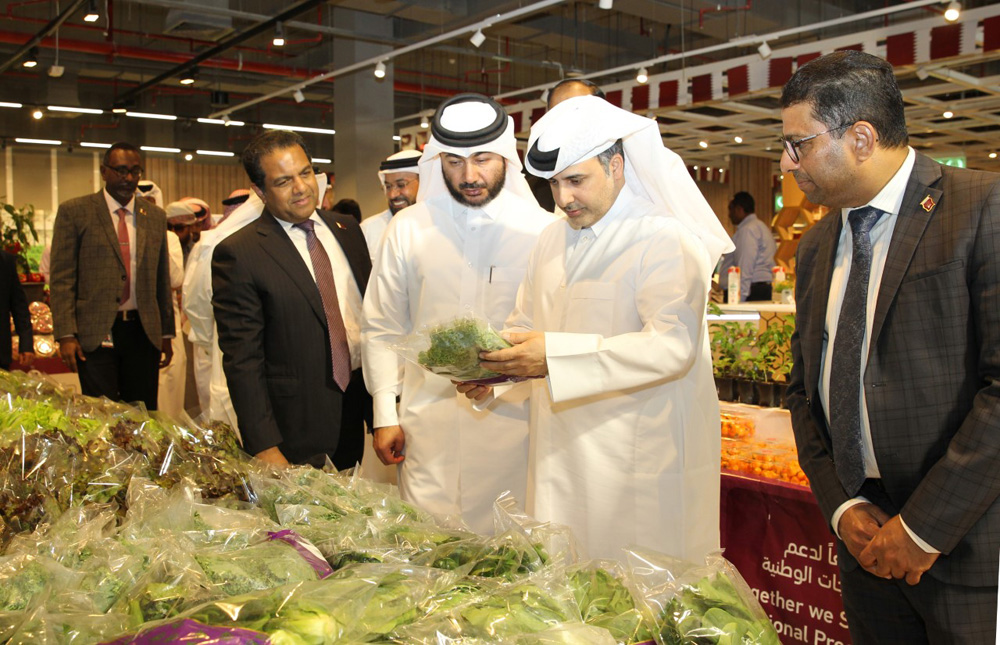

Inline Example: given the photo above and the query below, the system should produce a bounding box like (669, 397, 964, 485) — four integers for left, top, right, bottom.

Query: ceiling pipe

(0, 0, 88, 74)
(0, 11, 298, 58)
(115, 0, 328, 105)
(0, 30, 317, 78)
(211, 0, 568, 119)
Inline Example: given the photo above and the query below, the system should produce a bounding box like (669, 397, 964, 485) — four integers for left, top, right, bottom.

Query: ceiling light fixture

(197, 117, 245, 127)
(598, 0, 613, 8)
(140, 146, 181, 153)
(262, 123, 336, 135)
(83, 0, 100, 22)
(196, 150, 235, 157)
(80, 142, 112, 148)
(32, 109, 43, 120)
(313, 157, 332, 164)
(758, 41, 772, 59)
(636, 67, 648, 84)
(292, 89, 305, 103)
(392, 135, 402, 142)
(699, 141, 709, 149)
(988, 152, 997, 159)
(470, 28, 486, 48)
(374, 60, 387, 79)
(184, 153, 193, 161)
(15, 138, 61, 145)
(179, 67, 198, 85)
(48, 105, 103, 115)
(942, 108, 954, 119)
(734, 136, 743, 143)
(944, 0, 960, 22)
(0, 102, 23, 109)
(126, 111, 177, 121)
(420, 115, 430, 129)
(273, 22, 285, 47)
(22, 47, 38, 68)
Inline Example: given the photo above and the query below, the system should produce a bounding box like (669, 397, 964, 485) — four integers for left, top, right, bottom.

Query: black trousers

(838, 479, 998, 644)
(77, 316, 161, 411)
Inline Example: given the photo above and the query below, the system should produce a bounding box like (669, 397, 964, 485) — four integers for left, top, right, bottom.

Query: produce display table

(719, 402, 851, 645)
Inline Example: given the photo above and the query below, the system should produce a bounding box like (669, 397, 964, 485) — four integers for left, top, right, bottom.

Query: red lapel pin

(920, 195, 936, 212)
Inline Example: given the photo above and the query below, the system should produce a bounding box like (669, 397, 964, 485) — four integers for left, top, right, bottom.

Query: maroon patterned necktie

(116, 208, 131, 304)
(294, 219, 352, 391)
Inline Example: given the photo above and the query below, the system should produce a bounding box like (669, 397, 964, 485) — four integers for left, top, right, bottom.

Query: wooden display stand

(772, 174, 829, 275)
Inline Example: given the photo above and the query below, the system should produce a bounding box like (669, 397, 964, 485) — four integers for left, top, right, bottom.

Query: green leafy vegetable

(418, 317, 511, 381)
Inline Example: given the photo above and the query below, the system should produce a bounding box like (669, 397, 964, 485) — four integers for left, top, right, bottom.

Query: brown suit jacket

(50, 191, 174, 351)
(788, 153, 1000, 586)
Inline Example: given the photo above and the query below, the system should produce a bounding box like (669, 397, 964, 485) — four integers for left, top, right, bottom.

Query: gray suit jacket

(50, 191, 174, 351)
(788, 153, 1000, 586)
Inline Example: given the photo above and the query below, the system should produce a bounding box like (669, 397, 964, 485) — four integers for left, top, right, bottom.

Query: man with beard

(361, 150, 422, 260)
(460, 96, 733, 561)
(50, 142, 174, 409)
(362, 93, 556, 533)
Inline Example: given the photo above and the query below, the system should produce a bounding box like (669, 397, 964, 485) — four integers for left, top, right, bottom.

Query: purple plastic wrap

(101, 618, 269, 645)
(266, 529, 333, 579)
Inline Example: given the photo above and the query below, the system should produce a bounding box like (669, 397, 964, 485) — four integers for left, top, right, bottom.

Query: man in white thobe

(361, 150, 421, 261)
(362, 93, 557, 534)
(465, 96, 734, 561)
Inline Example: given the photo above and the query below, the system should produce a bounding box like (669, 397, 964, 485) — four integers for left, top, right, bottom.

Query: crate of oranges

(721, 437, 809, 488)
(720, 412, 755, 439)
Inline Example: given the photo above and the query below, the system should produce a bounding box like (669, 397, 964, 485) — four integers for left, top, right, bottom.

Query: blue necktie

(829, 206, 885, 496)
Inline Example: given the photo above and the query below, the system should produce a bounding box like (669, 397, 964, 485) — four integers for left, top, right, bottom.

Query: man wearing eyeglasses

(784, 51, 1000, 642)
(360, 150, 422, 260)
(50, 141, 174, 410)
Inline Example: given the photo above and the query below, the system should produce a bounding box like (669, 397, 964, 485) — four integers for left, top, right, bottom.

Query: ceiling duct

(164, 0, 234, 41)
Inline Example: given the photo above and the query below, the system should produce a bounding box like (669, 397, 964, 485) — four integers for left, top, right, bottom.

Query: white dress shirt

(275, 212, 364, 370)
(104, 190, 138, 312)
(819, 148, 936, 552)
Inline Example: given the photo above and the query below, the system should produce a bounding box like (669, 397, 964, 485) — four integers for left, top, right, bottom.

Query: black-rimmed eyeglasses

(779, 124, 851, 164)
(103, 164, 145, 179)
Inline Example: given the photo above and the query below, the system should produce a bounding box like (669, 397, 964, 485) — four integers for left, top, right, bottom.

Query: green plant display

(0, 201, 39, 274)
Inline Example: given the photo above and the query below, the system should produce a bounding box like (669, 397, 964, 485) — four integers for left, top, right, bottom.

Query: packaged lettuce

(393, 316, 523, 384)
(625, 550, 779, 645)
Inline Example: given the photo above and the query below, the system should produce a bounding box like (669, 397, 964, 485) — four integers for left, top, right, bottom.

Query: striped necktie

(294, 219, 352, 391)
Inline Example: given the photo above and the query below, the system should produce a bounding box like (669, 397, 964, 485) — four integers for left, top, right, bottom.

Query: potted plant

(755, 314, 796, 407)
(709, 303, 758, 403)
(0, 201, 39, 277)
(773, 279, 794, 304)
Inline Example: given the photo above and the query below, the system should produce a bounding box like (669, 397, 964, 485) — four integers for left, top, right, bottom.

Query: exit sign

(933, 155, 966, 168)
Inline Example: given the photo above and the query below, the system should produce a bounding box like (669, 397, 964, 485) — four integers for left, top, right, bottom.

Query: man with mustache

(213, 130, 372, 468)
(362, 93, 556, 533)
(50, 141, 174, 409)
(361, 150, 422, 260)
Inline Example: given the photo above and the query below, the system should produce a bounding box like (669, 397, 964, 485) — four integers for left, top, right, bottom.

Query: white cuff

(831, 497, 871, 539)
(373, 391, 399, 428)
(900, 517, 941, 554)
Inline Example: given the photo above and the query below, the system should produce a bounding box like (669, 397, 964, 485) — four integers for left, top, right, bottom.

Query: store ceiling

(1, 0, 998, 169)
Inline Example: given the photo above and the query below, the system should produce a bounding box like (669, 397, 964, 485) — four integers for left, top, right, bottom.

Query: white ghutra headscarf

(525, 95, 734, 262)
(417, 93, 536, 204)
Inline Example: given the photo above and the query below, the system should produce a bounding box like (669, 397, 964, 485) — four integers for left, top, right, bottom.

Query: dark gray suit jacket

(50, 191, 174, 351)
(212, 209, 372, 465)
(787, 153, 1000, 586)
